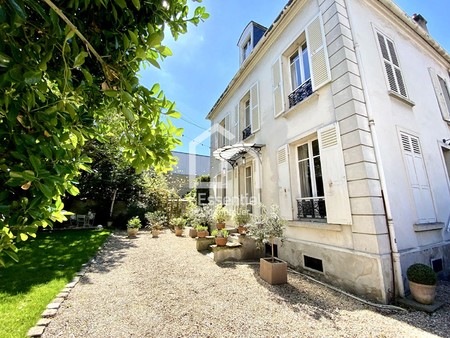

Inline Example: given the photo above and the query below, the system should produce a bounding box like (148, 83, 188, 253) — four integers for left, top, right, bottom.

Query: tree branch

(41, 0, 118, 81)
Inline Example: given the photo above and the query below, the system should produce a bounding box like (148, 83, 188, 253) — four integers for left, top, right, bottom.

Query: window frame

(289, 42, 311, 92)
(375, 29, 408, 98)
(295, 139, 323, 200)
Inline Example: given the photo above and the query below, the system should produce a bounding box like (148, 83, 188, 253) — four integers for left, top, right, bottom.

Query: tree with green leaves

(0, 0, 208, 265)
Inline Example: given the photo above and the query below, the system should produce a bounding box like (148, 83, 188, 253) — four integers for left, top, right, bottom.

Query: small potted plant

(145, 211, 165, 238)
(406, 263, 437, 304)
(172, 217, 186, 236)
(233, 206, 252, 234)
(211, 229, 229, 246)
(213, 205, 230, 230)
(127, 216, 142, 237)
(249, 205, 287, 285)
(196, 225, 209, 238)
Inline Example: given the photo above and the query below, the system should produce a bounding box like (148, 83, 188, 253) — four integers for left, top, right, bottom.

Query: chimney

(412, 13, 428, 33)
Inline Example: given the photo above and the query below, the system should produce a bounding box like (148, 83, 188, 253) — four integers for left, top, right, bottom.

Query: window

(244, 99, 251, 129)
(376, 32, 407, 98)
(272, 14, 330, 114)
(290, 43, 311, 91)
(245, 165, 253, 212)
(243, 38, 252, 61)
(438, 76, 450, 113)
(296, 139, 325, 219)
(399, 132, 435, 223)
(239, 82, 259, 140)
(430, 67, 450, 121)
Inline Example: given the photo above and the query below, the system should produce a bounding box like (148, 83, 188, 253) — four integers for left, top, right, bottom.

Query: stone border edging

(26, 234, 113, 337)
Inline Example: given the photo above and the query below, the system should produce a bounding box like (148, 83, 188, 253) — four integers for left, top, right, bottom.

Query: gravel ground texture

(43, 230, 450, 338)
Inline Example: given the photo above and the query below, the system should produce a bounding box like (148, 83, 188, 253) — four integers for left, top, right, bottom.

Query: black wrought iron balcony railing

(288, 79, 313, 109)
(297, 197, 326, 220)
(242, 125, 252, 140)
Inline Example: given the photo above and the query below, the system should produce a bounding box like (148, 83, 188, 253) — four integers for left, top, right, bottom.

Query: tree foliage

(0, 0, 208, 265)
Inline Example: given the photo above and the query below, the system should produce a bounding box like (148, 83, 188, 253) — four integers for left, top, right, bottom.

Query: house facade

(206, 0, 450, 303)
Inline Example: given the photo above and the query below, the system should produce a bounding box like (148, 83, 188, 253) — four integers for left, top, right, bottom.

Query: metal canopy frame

(212, 143, 264, 167)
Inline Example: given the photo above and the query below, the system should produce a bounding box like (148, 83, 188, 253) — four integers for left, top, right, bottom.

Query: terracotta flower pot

(189, 228, 198, 238)
(409, 280, 436, 304)
(127, 228, 138, 237)
(216, 222, 225, 230)
(175, 227, 183, 236)
(197, 230, 208, 238)
(215, 237, 227, 246)
(238, 225, 247, 234)
(152, 229, 160, 238)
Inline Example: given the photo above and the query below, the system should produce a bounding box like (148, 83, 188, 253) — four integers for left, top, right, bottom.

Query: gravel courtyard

(43, 230, 450, 338)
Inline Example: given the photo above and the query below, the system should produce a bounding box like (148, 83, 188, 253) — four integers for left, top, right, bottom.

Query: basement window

(431, 258, 443, 273)
(303, 255, 323, 273)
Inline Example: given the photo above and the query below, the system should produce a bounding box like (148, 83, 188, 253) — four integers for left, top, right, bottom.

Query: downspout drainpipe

(345, 1, 405, 299)
(353, 42, 405, 298)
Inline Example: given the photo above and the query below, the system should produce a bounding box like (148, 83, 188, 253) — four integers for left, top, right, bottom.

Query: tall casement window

(296, 140, 325, 219)
(277, 123, 352, 224)
(376, 32, 407, 98)
(429, 68, 450, 121)
(272, 14, 331, 116)
(290, 43, 311, 91)
(245, 165, 253, 212)
(239, 82, 260, 141)
(400, 132, 436, 223)
(244, 99, 251, 131)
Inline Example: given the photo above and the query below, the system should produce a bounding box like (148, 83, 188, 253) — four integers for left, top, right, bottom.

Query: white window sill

(388, 90, 415, 107)
(413, 222, 444, 232)
(287, 220, 342, 232)
(275, 92, 319, 119)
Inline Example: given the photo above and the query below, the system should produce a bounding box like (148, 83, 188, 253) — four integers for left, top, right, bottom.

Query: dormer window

(243, 38, 252, 61)
(238, 21, 267, 65)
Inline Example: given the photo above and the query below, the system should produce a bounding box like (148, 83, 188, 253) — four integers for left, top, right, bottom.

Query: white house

(206, 0, 450, 303)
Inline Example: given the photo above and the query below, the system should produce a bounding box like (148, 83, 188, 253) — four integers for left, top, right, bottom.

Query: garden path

(42, 230, 450, 337)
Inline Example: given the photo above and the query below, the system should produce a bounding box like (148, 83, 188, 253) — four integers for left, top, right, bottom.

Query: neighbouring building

(206, 0, 450, 303)
(170, 151, 210, 197)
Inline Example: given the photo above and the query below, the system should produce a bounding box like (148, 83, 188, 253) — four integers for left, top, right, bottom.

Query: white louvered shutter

(429, 68, 450, 121)
(250, 82, 260, 133)
(277, 145, 293, 220)
(233, 166, 239, 207)
(318, 123, 352, 225)
(272, 58, 285, 116)
(400, 133, 436, 223)
(376, 32, 407, 97)
(306, 14, 331, 91)
(234, 104, 239, 142)
(224, 114, 231, 146)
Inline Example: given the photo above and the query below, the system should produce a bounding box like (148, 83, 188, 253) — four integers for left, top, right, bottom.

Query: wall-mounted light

(443, 139, 450, 146)
(242, 156, 246, 165)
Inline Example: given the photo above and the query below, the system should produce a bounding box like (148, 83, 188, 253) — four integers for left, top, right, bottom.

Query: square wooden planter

(259, 257, 287, 285)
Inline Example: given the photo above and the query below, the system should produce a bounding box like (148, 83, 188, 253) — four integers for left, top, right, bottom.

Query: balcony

(242, 125, 252, 140)
(297, 197, 326, 220)
(288, 79, 313, 109)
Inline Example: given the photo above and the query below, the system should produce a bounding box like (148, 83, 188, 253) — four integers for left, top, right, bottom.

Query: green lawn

(0, 229, 111, 338)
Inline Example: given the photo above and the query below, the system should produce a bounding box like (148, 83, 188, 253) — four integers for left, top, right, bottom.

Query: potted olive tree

(213, 205, 230, 230)
(233, 206, 252, 234)
(406, 263, 437, 304)
(127, 216, 142, 237)
(249, 205, 287, 285)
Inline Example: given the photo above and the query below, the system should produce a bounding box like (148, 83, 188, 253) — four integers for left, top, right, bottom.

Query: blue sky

(139, 0, 450, 156)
